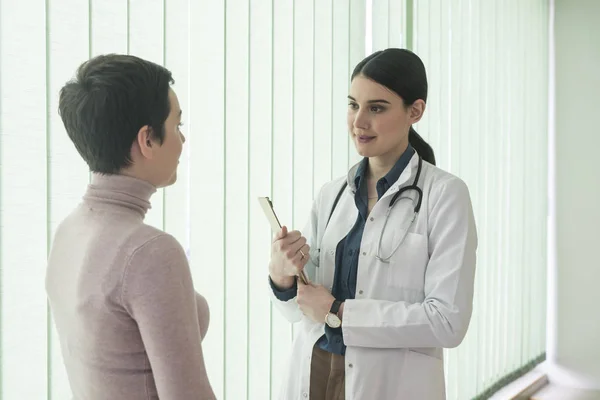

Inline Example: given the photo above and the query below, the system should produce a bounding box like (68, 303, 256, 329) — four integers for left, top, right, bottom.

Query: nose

(180, 131, 186, 143)
(353, 108, 370, 131)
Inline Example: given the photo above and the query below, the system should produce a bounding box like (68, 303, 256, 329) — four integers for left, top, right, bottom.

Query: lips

(356, 134, 375, 143)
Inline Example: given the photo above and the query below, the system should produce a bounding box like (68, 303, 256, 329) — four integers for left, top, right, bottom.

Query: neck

(120, 165, 159, 188)
(367, 141, 409, 181)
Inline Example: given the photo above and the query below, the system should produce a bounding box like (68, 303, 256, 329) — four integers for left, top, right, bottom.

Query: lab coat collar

(346, 151, 421, 198)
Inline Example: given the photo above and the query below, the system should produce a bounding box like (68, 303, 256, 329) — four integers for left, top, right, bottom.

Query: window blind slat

(269, 0, 295, 393)
(331, 1, 350, 179)
(188, 1, 226, 397)
(223, 1, 250, 398)
(247, 2, 276, 397)
(47, 1, 91, 398)
(0, 1, 48, 399)
(292, 0, 315, 239)
(90, 0, 127, 56)
(371, 0, 389, 53)
(388, 0, 405, 48)
(313, 0, 334, 194)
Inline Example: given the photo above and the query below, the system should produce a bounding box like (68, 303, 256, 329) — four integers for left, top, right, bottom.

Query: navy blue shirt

(270, 145, 415, 355)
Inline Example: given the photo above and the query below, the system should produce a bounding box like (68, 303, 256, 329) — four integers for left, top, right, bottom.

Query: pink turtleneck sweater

(46, 173, 215, 400)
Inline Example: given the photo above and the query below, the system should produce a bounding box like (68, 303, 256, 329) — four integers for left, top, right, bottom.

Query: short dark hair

(59, 54, 175, 173)
(352, 48, 436, 165)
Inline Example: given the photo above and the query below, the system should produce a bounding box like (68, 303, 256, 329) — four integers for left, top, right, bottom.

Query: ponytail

(409, 127, 436, 165)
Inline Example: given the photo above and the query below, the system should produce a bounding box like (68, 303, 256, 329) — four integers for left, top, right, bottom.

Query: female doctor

(268, 48, 477, 400)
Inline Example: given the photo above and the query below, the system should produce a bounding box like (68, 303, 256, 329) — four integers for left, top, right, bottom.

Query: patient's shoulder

(126, 225, 186, 263)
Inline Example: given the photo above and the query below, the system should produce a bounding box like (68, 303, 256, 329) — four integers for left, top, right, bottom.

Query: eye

(348, 102, 359, 110)
(370, 105, 385, 113)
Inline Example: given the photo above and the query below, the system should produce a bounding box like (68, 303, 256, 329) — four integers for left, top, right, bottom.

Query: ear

(409, 100, 426, 124)
(136, 125, 154, 160)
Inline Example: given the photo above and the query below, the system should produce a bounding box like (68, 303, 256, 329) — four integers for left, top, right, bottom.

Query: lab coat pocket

(401, 349, 445, 399)
(387, 230, 429, 290)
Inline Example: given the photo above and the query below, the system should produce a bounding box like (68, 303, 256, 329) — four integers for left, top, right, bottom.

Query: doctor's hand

(269, 226, 310, 290)
(297, 281, 335, 324)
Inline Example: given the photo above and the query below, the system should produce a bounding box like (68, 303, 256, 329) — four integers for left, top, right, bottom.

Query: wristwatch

(325, 300, 342, 328)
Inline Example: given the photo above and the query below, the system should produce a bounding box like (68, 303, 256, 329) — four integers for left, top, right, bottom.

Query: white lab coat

(270, 153, 478, 400)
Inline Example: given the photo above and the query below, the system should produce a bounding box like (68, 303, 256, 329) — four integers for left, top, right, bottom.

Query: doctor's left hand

(297, 281, 335, 323)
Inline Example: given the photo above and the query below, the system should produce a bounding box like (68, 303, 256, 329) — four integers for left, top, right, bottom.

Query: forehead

(168, 88, 181, 114)
(349, 75, 399, 102)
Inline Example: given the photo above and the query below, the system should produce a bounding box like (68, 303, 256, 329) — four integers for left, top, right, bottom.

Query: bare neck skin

(367, 140, 409, 183)
(120, 166, 157, 188)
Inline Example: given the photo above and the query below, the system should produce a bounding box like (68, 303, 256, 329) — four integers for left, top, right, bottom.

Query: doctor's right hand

(269, 226, 310, 290)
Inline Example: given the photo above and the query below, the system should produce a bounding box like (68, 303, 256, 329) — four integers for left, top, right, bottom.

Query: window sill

(489, 369, 549, 400)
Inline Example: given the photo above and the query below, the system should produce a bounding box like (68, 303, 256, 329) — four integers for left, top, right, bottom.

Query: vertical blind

(0, 1, 548, 399)
(407, 0, 549, 398)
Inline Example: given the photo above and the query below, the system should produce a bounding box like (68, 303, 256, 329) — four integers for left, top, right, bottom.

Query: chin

(353, 142, 378, 158)
(156, 172, 177, 189)
(166, 172, 178, 186)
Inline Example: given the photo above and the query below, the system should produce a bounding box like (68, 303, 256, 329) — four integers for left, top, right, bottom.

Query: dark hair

(58, 54, 175, 173)
(351, 48, 436, 165)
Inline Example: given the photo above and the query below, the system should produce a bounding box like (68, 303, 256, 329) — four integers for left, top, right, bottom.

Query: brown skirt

(309, 344, 346, 400)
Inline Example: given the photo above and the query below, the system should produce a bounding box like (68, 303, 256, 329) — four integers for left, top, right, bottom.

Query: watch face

(326, 313, 342, 328)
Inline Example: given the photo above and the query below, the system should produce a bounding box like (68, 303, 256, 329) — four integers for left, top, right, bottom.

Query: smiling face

(347, 75, 425, 163)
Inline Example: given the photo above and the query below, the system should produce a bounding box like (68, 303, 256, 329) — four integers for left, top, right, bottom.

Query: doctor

(268, 48, 478, 400)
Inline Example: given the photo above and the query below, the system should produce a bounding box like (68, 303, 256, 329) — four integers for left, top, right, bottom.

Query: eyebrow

(347, 96, 391, 104)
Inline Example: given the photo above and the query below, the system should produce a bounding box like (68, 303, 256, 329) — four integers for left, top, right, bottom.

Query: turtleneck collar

(84, 173, 157, 217)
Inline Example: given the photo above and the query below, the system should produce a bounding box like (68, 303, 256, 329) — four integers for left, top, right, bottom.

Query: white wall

(549, 0, 600, 389)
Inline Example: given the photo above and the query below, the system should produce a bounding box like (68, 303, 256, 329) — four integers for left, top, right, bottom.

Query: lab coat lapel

(319, 185, 356, 288)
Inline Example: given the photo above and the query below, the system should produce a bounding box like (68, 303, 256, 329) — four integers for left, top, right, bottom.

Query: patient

(46, 54, 216, 400)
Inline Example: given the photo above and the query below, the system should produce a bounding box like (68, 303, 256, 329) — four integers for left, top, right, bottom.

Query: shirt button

(362, 252, 366, 256)
(303, 393, 308, 398)
(330, 250, 335, 256)
(348, 363, 354, 368)
(359, 290, 363, 295)
(370, 217, 374, 221)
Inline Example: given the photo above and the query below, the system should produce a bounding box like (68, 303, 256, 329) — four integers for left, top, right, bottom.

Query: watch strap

(329, 299, 342, 315)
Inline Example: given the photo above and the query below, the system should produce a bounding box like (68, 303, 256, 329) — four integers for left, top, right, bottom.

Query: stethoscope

(317, 155, 423, 264)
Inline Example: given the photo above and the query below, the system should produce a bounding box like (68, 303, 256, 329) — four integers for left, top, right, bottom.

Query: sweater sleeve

(121, 234, 216, 400)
